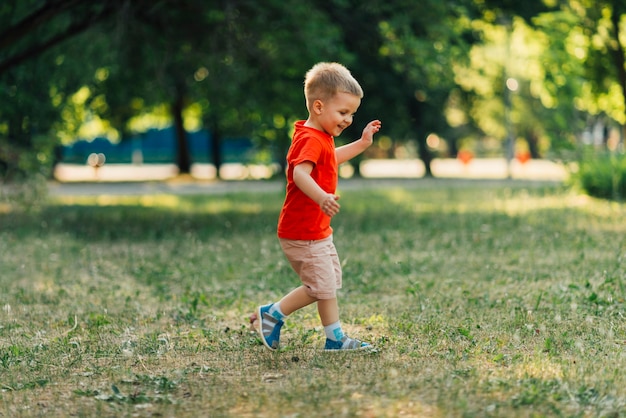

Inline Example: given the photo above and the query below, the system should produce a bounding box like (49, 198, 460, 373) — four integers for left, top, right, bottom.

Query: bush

(575, 151, 626, 200)
(0, 136, 58, 184)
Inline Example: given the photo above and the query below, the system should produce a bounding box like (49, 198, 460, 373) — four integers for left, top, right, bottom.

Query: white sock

(324, 321, 345, 341)
(268, 303, 286, 320)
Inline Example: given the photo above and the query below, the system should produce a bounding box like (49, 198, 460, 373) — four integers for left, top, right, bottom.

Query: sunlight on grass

(51, 193, 267, 215)
(513, 357, 564, 380)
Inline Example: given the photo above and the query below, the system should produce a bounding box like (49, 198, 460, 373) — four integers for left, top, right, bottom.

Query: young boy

(256, 62, 381, 351)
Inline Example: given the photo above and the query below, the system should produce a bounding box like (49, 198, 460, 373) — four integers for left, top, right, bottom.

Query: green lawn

(1, 179, 625, 417)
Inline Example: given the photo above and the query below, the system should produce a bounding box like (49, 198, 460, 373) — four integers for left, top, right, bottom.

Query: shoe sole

(256, 305, 278, 351)
(323, 345, 375, 353)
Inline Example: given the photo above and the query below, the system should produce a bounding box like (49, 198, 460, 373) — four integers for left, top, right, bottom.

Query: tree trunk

(408, 97, 433, 177)
(172, 90, 191, 174)
(210, 117, 223, 179)
(525, 131, 540, 158)
(610, 9, 626, 144)
(448, 138, 459, 158)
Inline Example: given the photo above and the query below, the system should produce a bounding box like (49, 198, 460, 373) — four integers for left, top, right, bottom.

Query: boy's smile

(306, 92, 361, 137)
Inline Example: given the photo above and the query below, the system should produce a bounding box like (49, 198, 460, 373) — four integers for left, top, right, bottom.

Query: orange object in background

(457, 150, 473, 165)
(516, 151, 531, 164)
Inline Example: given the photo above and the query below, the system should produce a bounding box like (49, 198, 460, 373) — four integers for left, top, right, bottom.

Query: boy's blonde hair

(304, 62, 363, 111)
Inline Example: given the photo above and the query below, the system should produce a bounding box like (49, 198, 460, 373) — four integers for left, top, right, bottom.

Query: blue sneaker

(324, 336, 371, 352)
(256, 304, 284, 351)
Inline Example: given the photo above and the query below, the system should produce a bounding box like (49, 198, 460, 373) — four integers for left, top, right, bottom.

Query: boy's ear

(312, 99, 323, 115)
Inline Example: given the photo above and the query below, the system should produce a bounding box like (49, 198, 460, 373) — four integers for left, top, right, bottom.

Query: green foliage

(1, 0, 626, 180)
(575, 151, 626, 200)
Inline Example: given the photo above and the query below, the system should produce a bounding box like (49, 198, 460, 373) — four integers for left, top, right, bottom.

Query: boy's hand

(361, 120, 382, 147)
(320, 194, 341, 217)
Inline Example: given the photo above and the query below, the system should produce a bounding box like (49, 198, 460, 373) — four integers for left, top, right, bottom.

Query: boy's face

(312, 92, 361, 137)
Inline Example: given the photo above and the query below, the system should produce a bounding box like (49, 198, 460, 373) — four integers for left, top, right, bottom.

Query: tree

(566, 0, 626, 143)
(59, 0, 349, 177)
(310, 0, 479, 176)
(225, 0, 354, 174)
(0, 0, 120, 75)
(0, 0, 109, 178)
(0, 0, 167, 178)
(1, 0, 613, 183)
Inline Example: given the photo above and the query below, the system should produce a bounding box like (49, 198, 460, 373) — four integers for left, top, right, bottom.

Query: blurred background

(0, 0, 624, 191)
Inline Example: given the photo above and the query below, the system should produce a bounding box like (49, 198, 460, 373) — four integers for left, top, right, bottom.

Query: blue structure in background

(62, 128, 255, 165)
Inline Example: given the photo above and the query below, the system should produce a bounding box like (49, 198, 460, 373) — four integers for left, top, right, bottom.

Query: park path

(48, 158, 569, 197)
(47, 176, 564, 197)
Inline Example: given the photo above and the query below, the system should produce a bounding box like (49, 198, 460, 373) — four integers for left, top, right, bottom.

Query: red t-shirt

(277, 121, 338, 240)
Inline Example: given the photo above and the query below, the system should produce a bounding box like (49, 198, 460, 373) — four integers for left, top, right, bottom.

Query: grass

(1, 178, 625, 417)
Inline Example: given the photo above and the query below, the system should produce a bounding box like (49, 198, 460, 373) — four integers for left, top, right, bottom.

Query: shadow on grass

(0, 184, 587, 245)
(2, 195, 282, 241)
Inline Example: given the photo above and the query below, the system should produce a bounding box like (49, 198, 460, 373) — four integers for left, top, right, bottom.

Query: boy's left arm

(335, 120, 381, 165)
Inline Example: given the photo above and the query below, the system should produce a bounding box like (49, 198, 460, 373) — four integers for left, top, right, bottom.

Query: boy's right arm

(293, 162, 340, 217)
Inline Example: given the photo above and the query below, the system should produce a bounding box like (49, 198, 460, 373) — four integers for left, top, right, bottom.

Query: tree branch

(0, 4, 116, 75)
(0, 0, 90, 50)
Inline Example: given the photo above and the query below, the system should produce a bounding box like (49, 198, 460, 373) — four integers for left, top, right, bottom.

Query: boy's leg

(317, 298, 339, 326)
(256, 286, 316, 351)
(278, 286, 318, 315)
(318, 297, 371, 352)
(318, 298, 343, 341)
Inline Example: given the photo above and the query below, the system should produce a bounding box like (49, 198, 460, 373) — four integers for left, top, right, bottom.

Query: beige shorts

(279, 235, 342, 300)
